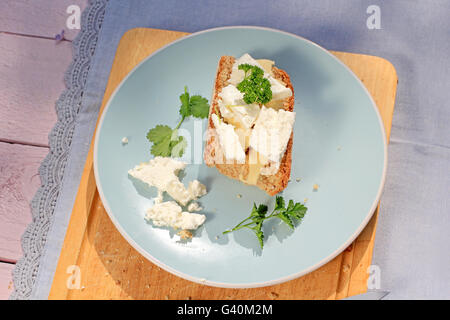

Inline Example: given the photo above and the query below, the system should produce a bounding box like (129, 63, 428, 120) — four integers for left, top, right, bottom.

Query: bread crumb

(215, 235, 219, 240)
(237, 194, 242, 198)
(337, 145, 342, 151)
(164, 295, 169, 300)
(304, 198, 308, 203)
(178, 230, 193, 240)
(121, 137, 129, 145)
(268, 291, 279, 300)
(342, 264, 350, 273)
(296, 178, 301, 182)
(313, 184, 319, 191)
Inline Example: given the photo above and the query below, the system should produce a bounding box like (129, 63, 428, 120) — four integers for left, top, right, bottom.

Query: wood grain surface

(0, 0, 86, 297)
(0, 263, 15, 300)
(0, 142, 49, 262)
(0, 0, 88, 41)
(49, 28, 397, 300)
(0, 34, 73, 146)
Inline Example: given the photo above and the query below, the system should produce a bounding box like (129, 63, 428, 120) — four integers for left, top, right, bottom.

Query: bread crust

(204, 56, 295, 196)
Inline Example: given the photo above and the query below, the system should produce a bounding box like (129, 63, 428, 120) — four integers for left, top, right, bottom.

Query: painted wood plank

(0, 263, 15, 300)
(0, 33, 73, 146)
(0, 142, 49, 262)
(49, 28, 397, 300)
(0, 0, 88, 41)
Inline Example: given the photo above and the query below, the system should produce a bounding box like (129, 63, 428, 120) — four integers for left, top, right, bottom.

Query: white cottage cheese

(145, 201, 206, 230)
(228, 53, 292, 101)
(249, 106, 296, 163)
(187, 202, 202, 212)
(211, 114, 246, 163)
(128, 157, 207, 206)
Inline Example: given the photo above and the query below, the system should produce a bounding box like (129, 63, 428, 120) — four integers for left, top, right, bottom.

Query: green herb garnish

(236, 64, 272, 105)
(146, 86, 209, 157)
(223, 196, 307, 249)
(179, 86, 210, 119)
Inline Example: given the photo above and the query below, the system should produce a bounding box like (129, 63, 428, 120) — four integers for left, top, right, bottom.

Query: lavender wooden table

(0, 0, 88, 299)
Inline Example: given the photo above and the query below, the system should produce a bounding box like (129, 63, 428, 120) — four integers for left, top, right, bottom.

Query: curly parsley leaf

(236, 64, 272, 105)
(286, 199, 308, 220)
(223, 196, 307, 249)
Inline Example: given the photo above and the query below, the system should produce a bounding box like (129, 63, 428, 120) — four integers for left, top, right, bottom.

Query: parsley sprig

(146, 86, 209, 157)
(236, 64, 272, 105)
(223, 196, 307, 249)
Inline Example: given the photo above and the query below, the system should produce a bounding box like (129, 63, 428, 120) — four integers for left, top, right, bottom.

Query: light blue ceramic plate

(94, 26, 387, 288)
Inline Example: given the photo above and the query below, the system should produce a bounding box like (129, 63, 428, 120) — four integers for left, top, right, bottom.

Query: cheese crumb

(178, 230, 193, 240)
(187, 202, 202, 212)
(154, 190, 163, 204)
(128, 157, 207, 206)
(121, 137, 128, 145)
(187, 180, 207, 199)
(145, 201, 206, 230)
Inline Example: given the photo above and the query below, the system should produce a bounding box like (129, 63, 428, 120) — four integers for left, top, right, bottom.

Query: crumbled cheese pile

(128, 157, 207, 233)
(128, 157, 206, 206)
(145, 201, 205, 230)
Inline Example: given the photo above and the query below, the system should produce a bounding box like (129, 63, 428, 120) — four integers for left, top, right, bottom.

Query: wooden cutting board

(48, 28, 397, 300)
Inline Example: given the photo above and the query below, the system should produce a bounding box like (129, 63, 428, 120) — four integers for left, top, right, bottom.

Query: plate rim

(93, 25, 388, 288)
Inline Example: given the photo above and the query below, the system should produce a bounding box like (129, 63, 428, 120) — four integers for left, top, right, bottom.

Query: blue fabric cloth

(30, 0, 450, 299)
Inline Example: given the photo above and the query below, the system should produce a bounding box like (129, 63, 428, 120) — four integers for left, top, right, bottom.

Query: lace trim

(10, 0, 108, 299)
